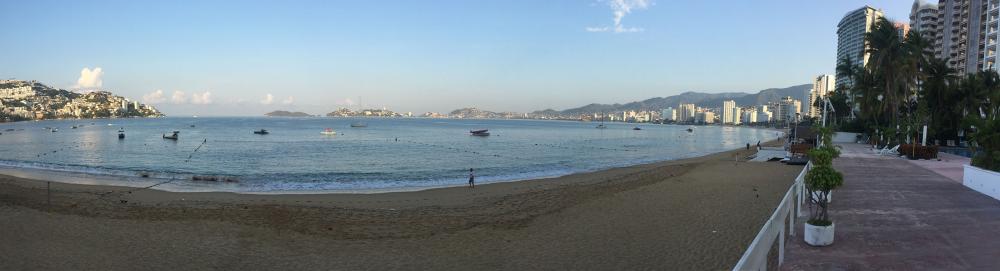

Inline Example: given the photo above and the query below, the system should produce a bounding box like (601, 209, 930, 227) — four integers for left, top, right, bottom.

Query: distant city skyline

(0, 1, 912, 116)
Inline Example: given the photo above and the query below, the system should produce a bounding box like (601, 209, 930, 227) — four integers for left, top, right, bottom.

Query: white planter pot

(804, 222, 835, 246)
(963, 165, 1000, 201)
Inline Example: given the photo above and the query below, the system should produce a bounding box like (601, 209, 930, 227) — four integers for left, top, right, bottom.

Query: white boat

(320, 128, 337, 135)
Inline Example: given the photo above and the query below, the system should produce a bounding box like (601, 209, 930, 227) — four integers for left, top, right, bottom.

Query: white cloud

(281, 96, 294, 105)
(74, 67, 104, 89)
(190, 92, 213, 105)
(142, 90, 166, 104)
(260, 94, 274, 105)
(587, 0, 651, 33)
(171, 91, 187, 104)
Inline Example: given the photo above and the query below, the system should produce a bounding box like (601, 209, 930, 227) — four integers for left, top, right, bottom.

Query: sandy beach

(0, 141, 802, 270)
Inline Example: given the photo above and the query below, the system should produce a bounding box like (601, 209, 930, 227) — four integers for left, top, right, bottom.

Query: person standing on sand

(468, 168, 475, 188)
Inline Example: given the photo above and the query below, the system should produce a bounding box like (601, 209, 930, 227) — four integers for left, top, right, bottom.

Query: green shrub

(807, 148, 833, 166)
(967, 116, 1000, 171)
(806, 165, 843, 191)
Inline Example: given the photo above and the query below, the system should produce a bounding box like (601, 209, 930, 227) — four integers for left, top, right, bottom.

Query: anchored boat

(470, 129, 490, 136)
(163, 131, 179, 140)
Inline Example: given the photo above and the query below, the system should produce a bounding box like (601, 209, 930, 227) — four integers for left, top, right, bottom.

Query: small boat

(51, 128, 58, 132)
(190, 125, 196, 128)
(320, 128, 337, 135)
(253, 129, 269, 135)
(4, 129, 14, 132)
(470, 129, 490, 136)
(350, 122, 368, 128)
(118, 128, 125, 139)
(72, 125, 78, 129)
(686, 128, 694, 132)
(632, 127, 642, 131)
(596, 124, 607, 129)
(163, 131, 179, 140)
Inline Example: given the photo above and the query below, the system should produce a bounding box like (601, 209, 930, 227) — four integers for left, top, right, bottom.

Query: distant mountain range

(532, 84, 811, 116)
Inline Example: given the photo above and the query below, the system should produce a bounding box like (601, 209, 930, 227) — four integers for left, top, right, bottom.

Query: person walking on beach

(468, 168, 475, 188)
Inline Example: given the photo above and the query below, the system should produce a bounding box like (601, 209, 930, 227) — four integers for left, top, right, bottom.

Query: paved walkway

(781, 144, 1000, 270)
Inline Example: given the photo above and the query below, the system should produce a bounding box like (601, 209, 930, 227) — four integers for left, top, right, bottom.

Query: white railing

(732, 162, 811, 271)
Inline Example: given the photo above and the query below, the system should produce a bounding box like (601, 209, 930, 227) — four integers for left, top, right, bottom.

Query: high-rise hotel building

(937, 0, 989, 74)
(983, 0, 1000, 71)
(808, 75, 836, 118)
(911, 0, 940, 52)
(836, 6, 884, 88)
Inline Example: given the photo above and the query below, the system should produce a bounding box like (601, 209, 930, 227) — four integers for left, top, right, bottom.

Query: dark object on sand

(785, 157, 809, 165)
(192, 175, 240, 183)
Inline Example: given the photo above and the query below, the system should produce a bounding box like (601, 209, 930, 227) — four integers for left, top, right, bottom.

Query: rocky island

(265, 110, 312, 117)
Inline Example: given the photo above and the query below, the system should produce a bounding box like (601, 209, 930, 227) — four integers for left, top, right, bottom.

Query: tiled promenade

(781, 144, 1000, 270)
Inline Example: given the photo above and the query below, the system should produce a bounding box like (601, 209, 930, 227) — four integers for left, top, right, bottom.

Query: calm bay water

(0, 117, 780, 193)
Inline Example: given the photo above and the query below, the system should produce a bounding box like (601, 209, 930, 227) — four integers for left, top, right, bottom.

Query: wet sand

(0, 141, 803, 270)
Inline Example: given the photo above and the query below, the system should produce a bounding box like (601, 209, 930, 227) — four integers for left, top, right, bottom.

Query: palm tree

(836, 56, 861, 119)
(923, 57, 957, 140)
(864, 18, 909, 125)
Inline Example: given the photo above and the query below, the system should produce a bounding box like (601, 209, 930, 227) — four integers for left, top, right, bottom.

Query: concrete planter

(804, 222, 835, 246)
(964, 165, 1000, 201)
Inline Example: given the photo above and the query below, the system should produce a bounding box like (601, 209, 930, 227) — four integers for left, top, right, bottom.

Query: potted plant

(804, 125, 844, 246)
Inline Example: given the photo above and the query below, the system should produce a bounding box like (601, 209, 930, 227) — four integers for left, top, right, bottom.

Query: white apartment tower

(808, 75, 836, 118)
(661, 107, 677, 122)
(775, 97, 802, 123)
(678, 103, 696, 123)
(983, 0, 1000, 71)
(836, 6, 884, 88)
(911, 0, 940, 47)
(722, 100, 738, 125)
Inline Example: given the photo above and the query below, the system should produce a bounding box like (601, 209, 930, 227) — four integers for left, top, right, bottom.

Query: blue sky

(0, 0, 912, 116)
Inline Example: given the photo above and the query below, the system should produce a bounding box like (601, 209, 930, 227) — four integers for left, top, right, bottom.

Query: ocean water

(0, 117, 781, 193)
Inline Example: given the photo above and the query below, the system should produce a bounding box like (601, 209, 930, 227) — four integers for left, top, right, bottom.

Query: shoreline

(1, 139, 802, 270)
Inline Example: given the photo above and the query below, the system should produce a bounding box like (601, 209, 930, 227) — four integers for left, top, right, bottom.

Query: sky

(0, 0, 913, 116)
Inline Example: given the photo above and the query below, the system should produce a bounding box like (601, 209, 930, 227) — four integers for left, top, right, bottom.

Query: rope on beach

(71, 139, 210, 206)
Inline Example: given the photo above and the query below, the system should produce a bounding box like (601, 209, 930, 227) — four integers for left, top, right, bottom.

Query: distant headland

(0, 79, 163, 122)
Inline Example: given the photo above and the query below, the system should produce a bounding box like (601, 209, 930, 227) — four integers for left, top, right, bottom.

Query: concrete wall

(832, 132, 859, 143)
(964, 165, 1000, 201)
